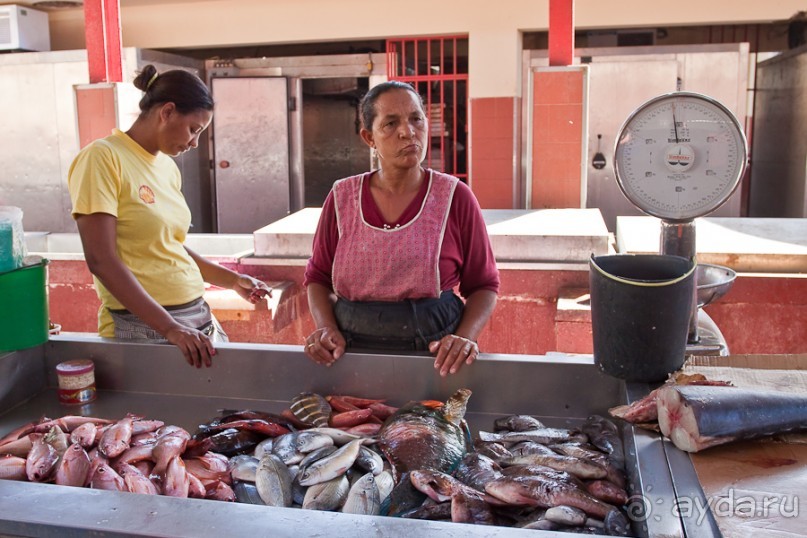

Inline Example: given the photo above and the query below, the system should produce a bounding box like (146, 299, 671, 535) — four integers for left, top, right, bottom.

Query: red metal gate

(386, 36, 469, 181)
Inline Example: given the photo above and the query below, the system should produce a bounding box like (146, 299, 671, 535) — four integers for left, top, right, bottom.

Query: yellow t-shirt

(67, 129, 205, 337)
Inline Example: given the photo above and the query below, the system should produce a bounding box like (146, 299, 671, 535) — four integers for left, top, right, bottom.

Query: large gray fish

(342, 472, 381, 515)
(290, 392, 332, 428)
(298, 438, 363, 486)
(378, 388, 472, 481)
(657, 385, 807, 452)
(302, 474, 349, 511)
(255, 453, 293, 507)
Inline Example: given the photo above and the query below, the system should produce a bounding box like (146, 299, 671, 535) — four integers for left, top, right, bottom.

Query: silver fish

(342, 472, 381, 515)
(306, 427, 368, 446)
(298, 445, 338, 476)
(229, 455, 259, 482)
(255, 453, 293, 507)
(302, 474, 349, 511)
(375, 469, 395, 504)
(253, 437, 274, 459)
(272, 432, 303, 465)
(295, 431, 334, 454)
(290, 392, 332, 428)
(355, 446, 384, 476)
(233, 480, 266, 505)
(298, 438, 363, 486)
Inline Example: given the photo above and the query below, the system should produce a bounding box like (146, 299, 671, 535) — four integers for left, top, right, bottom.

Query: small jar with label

(56, 359, 96, 405)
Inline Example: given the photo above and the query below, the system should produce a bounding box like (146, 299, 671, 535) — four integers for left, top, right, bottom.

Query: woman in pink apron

(303, 81, 499, 377)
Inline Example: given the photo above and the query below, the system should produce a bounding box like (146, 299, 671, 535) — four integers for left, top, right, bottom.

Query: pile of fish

(0, 414, 235, 499)
(1, 389, 635, 535)
(385, 409, 632, 535)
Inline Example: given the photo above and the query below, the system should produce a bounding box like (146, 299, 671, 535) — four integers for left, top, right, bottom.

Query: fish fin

(442, 389, 472, 426)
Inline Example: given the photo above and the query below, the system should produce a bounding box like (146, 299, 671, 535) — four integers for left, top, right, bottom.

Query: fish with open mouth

(378, 388, 472, 482)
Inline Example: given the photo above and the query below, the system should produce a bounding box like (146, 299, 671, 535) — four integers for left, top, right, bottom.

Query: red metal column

(84, 0, 123, 83)
(549, 0, 574, 67)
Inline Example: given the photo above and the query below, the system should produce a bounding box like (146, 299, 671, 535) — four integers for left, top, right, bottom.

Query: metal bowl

(696, 264, 736, 308)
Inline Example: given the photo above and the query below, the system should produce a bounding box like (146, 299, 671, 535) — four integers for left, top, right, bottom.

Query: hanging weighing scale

(613, 92, 748, 352)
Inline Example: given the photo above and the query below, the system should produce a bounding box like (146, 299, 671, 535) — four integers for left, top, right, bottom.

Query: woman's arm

(184, 246, 271, 303)
(76, 213, 216, 368)
(304, 282, 346, 366)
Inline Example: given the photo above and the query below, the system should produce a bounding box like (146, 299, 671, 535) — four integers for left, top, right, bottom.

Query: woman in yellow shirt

(68, 64, 269, 368)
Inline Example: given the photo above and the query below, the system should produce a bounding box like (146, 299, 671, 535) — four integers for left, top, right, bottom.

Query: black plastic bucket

(589, 254, 696, 383)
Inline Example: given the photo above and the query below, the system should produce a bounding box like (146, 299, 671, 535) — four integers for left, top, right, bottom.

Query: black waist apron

(333, 290, 464, 352)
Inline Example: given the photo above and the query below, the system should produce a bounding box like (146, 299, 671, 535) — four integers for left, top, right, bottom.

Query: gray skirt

(108, 297, 228, 343)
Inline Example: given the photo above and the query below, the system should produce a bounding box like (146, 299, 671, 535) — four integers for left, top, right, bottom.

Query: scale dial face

(614, 92, 748, 222)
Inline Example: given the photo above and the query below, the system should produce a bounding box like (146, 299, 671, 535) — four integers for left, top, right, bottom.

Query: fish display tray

(0, 336, 697, 537)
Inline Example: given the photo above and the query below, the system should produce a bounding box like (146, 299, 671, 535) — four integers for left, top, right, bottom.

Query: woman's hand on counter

(304, 326, 346, 367)
(429, 335, 479, 377)
(163, 323, 216, 369)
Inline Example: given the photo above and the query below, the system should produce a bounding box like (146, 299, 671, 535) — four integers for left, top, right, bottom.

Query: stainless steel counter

(0, 336, 708, 537)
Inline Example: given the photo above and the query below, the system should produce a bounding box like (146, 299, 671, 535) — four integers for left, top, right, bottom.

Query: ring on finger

(306, 342, 315, 349)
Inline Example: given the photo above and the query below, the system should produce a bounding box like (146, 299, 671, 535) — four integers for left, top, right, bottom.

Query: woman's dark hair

(359, 81, 424, 130)
(133, 64, 214, 115)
